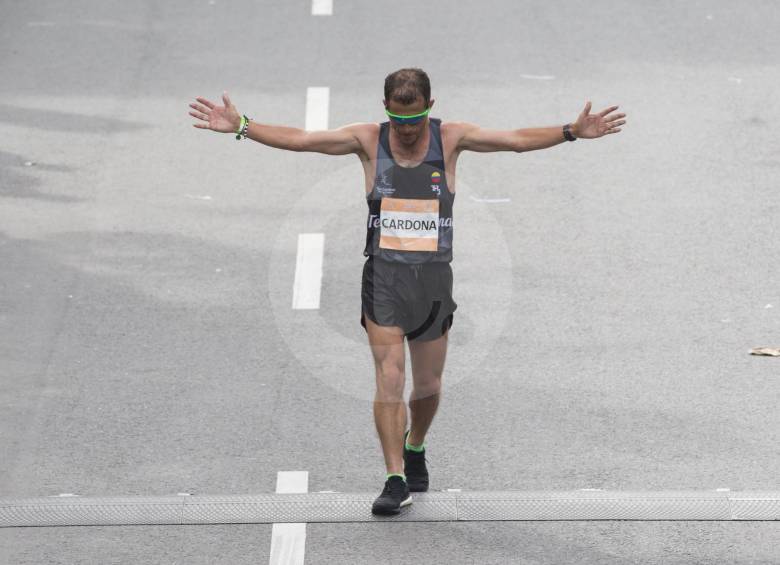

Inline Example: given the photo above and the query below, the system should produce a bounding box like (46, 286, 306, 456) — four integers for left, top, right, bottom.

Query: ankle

(405, 431, 425, 452)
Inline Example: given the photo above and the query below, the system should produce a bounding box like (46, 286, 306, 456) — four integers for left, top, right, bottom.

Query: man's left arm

(456, 102, 626, 153)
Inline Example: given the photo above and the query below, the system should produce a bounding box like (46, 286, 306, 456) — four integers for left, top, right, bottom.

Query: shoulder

(441, 121, 479, 136)
(343, 121, 380, 145)
(336, 122, 380, 158)
(342, 122, 380, 133)
(341, 122, 380, 137)
(440, 121, 479, 151)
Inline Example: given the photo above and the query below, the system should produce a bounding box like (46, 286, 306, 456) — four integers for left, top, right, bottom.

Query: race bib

(379, 197, 439, 252)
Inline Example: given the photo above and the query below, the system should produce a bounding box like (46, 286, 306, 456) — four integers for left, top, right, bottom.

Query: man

(189, 68, 626, 515)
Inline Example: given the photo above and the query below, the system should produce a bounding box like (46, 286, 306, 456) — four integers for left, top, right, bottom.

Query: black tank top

(363, 118, 454, 264)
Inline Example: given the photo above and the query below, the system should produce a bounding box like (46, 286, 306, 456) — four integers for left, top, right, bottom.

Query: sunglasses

(385, 107, 430, 125)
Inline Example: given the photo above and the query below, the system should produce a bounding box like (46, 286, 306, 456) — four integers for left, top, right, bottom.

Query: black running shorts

(360, 256, 457, 342)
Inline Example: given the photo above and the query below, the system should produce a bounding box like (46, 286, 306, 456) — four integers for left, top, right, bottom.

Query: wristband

(235, 115, 250, 140)
(563, 123, 577, 142)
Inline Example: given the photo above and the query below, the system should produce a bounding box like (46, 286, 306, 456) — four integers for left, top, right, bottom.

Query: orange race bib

(378, 197, 439, 252)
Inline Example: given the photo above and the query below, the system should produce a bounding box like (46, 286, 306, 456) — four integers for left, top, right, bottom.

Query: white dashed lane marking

(269, 471, 308, 565)
(305, 87, 330, 131)
(311, 0, 333, 16)
(292, 233, 325, 310)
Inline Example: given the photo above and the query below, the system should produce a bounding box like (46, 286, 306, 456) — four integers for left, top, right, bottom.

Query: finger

(606, 128, 621, 134)
(604, 112, 625, 122)
(190, 102, 211, 114)
(599, 105, 619, 118)
(193, 123, 209, 129)
(222, 91, 232, 107)
(196, 96, 215, 109)
(581, 101, 592, 116)
(606, 119, 626, 128)
(189, 110, 209, 121)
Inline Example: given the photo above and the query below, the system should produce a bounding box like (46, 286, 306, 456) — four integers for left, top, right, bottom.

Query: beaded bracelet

(235, 115, 250, 140)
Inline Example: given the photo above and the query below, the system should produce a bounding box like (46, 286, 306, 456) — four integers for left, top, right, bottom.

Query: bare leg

(364, 314, 407, 475)
(407, 329, 449, 446)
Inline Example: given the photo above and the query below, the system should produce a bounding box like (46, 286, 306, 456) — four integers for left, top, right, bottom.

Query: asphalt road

(1, 1, 779, 563)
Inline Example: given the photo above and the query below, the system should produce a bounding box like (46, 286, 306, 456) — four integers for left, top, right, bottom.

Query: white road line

(469, 195, 511, 203)
(292, 233, 324, 309)
(305, 87, 329, 131)
(519, 74, 555, 80)
(311, 0, 333, 16)
(269, 471, 308, 565)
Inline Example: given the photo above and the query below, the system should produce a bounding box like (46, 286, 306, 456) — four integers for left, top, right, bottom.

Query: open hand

(573, 102, 626, 139)
(189, 92, 241, 134)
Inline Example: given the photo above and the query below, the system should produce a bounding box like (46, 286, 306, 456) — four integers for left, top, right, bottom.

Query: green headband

(384, 108, 431, 120)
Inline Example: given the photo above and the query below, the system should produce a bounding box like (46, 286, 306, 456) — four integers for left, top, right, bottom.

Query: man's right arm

(244, 121, 370, 155)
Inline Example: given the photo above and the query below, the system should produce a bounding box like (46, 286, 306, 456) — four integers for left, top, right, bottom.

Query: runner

(189, 68, 627, 515)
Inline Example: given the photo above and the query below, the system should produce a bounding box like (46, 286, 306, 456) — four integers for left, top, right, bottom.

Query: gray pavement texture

(1, 0, 779, 563)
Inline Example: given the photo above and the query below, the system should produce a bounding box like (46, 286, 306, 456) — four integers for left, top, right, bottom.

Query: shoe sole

(371, 494, 413, 515)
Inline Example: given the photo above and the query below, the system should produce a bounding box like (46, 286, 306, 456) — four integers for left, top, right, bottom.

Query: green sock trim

(386, 473, 406, 481)
(404, 430, 426, 452)
(405, 440, 425, 452)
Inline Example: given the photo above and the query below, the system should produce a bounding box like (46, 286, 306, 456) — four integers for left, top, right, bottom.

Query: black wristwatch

(563, 123, 577, 142)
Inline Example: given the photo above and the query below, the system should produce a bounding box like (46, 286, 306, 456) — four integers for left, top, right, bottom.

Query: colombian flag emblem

(431, 172, 441, 183)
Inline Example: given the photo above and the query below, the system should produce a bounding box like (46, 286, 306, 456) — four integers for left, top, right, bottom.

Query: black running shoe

(371, 475, 412, 515)
(403, 430, 429, 492)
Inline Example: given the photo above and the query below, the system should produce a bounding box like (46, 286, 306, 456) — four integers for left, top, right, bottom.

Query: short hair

(384, 68, 431, 106)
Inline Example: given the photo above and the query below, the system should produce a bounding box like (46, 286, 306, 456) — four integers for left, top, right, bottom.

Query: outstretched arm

(243, 122, 364, 154)
(189, 92, 365, 155)
(456, 102, 626, 153)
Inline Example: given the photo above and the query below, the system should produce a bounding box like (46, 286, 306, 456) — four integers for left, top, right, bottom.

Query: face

(384, 96, 435, 147)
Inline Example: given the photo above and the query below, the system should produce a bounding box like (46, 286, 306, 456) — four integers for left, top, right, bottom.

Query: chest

(388, 136, 431, 168)
(361, 123, 460, 195)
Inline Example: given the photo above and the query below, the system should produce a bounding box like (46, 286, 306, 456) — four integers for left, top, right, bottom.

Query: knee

(412, 374, 442, 397)
(375, 364, 405, 402)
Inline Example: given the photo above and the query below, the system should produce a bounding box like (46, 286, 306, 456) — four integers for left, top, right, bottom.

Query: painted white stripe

(469, 195, 511, 203)
(311, 0, 333, 16)
(269, 471, 308, 565)
(520, 74, 555, 80)
(305, 87, 329, 131)
(275, 471, 309, 494)
(292, 233, 324, 310)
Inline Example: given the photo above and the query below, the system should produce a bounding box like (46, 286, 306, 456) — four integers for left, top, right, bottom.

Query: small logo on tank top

(376, 171, 395, 196)
(430, 171, 441, 195)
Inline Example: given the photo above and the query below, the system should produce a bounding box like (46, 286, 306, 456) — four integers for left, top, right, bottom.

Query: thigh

(408, 329, 449, 385)
(363, 313, 406, 375)
(361, 257, 405, 332)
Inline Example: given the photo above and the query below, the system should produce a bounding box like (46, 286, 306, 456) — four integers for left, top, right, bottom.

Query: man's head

(383, 68, 435, 146)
